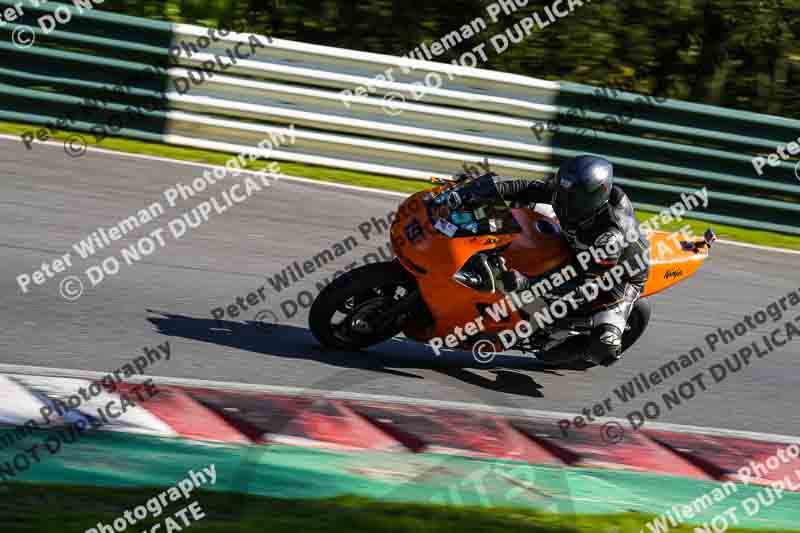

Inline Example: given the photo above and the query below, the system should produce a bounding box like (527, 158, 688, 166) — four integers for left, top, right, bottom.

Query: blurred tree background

(96, 0, 800, 118)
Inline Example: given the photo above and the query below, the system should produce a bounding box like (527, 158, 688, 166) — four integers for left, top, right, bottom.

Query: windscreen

(426, 173, 521, 238)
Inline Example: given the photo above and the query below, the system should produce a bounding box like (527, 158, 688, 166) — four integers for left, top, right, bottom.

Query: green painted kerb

(0, 429, 798, 530)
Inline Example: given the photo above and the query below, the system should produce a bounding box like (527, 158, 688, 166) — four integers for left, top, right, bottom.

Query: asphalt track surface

(1, 137, 798, 436)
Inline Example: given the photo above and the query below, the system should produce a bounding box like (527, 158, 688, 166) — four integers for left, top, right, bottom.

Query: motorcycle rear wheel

(621, 297, 652, 353)
(540, 298, 652, 369)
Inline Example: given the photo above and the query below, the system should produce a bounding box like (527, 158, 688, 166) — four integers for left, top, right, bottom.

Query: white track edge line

(1, 362, 798, 445)
(0, 134, 408, 199)
(716, 239, 800, 255)
(2, 135, 797, 254)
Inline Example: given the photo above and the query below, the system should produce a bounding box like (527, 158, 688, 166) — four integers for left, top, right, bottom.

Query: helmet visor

(552, 181, 596, 227)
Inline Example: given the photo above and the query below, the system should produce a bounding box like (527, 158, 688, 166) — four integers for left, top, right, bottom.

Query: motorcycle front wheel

(309, 261, 418, 350)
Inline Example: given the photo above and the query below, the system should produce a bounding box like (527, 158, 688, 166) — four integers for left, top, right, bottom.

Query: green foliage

(3, 482, 800, 533)
(86, 0, 800, 117)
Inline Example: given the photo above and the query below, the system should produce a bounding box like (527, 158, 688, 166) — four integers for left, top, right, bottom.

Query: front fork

(372, 287, 424, 332)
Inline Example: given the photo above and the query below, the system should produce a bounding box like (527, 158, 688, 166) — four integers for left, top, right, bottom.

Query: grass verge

(4, 120, 799, 250)
(2, 482, 797, 533)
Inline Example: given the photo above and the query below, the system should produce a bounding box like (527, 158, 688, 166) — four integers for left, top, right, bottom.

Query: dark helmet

(552, 155, 613, 229)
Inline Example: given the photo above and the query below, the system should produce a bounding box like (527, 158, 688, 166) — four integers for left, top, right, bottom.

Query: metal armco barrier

(1, 1, 798, 234)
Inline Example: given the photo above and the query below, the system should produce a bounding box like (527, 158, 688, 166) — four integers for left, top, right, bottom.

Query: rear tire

(620, 298, 652, 354)
(546, 298, 651, 370)
(309, 261, 417, 350)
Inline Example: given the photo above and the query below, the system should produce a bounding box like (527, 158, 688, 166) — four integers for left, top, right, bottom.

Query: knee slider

(588, 324, 623, 362)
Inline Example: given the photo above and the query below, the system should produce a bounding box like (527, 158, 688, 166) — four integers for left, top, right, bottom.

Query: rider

(493, 155, 650, 366)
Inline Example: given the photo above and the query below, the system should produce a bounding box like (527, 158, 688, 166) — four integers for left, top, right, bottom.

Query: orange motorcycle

(310, 172, 715, 366)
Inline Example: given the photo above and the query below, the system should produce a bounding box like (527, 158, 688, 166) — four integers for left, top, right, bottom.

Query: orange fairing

(389, 186, 711, 344)
(502, 209, 572, 277)
(390, 192, 572, 342)
(391, 192, 516, 277)
(642, 231, 710, 297)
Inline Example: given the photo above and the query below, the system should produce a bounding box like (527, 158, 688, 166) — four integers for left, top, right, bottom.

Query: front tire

(309, 261, 417, 350)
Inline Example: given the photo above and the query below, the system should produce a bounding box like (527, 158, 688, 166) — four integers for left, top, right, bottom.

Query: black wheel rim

(330, 283, 412, 345)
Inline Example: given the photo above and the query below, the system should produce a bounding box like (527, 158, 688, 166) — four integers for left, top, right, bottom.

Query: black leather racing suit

(494, 177, 651, 365)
